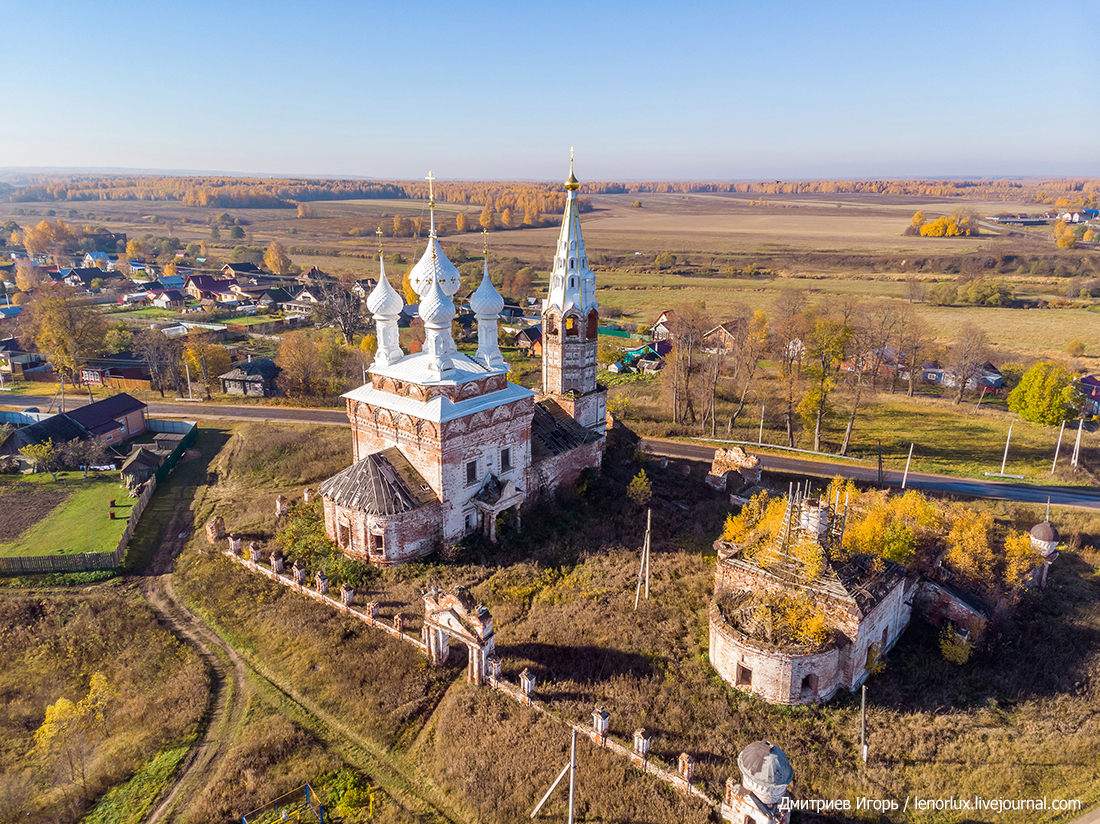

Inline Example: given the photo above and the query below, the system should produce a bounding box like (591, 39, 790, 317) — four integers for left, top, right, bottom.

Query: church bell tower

(541, 154, 606, 433)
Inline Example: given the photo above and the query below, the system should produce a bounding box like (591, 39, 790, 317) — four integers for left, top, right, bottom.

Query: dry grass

(0, 588, 208, 824)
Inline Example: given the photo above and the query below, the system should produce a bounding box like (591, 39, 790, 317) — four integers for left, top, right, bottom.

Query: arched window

(565, 316, 578, 337)
(569, 276, 576, 288)
(569, 258, 575, 270)
(586, 309, 598, 339)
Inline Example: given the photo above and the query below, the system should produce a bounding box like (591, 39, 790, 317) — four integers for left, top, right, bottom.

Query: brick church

(319, 161, 607, 566)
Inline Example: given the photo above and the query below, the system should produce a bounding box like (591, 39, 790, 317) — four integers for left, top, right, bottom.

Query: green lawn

(0, 472, 132, 557)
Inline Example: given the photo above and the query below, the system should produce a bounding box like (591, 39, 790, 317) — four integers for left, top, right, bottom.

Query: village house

(512, 324, 542, 356)
(1079, 375, 1100, 416)
(218, 357, 280, 396)
(702, 320, 744, 354)
(319, 162, 606, 566)
(185, 274, 238, 302)
(650, 309, 674, 342)
(152, 289, 187, 309)
(64, 392, 147, 447)
(221, 262, 264, 278)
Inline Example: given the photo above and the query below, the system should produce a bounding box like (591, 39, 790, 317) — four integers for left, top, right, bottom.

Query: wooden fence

(0, 475, 157, 576)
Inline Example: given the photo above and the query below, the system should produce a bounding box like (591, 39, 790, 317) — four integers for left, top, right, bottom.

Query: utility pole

(1000, 423, 1013, 475)
(860, 685, 867, 763)
(901, 443, 914, 489)
(1071, 418, 1084, 470)
(758, 399, 765, 445)
(567, 728, 577, 824)
(1052, 420, 1066, 475)
(877, 440, 884, 488)
(634, 508, 651, 610)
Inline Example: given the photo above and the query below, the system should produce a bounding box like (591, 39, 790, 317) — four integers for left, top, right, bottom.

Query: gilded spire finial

(376, 226, 383, 256)
(426, 170, 437, 237)
(482, 226, 489, 257)
(565, 150, 580, 191)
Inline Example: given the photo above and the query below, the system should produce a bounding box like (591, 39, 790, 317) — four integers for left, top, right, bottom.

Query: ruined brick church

(320, 161, 606, 565)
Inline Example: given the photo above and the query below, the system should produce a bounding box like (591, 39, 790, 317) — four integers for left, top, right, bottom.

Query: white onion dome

(737, 740, 793, 805)
(419, 275, 455, 327)
(409, 237, 461, 298)
(366, 261, 404, 317)
(470, 262, 504, 317)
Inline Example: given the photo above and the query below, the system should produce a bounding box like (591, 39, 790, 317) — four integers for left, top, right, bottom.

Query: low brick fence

(222, 542, 721, 811)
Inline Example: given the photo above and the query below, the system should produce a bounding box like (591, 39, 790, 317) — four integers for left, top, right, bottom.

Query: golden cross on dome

(425, 171, 436, 206)
(376, 226, 383, 254)
(482, 227, 489, 256)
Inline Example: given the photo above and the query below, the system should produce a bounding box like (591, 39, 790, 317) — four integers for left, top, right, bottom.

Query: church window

(466, 460, 477, 485)
(569, 258, 575, 270)
(569, 276, 576, 288)
(586, 310, 598, 339)
(800, 674, 816, 698)
(338, 522, 350, 547)
(464, 512, 473, 530)
(735, 664, 752, 687)
(565, 316, 578, 337)
(501, 447, 512, 471)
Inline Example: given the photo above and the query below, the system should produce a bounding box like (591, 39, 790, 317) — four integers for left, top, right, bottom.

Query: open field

(0, 472, 132, 557)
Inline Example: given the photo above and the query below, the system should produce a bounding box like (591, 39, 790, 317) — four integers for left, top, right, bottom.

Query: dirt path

(137, 512, 461, 823)
(139, 514, 252, 824)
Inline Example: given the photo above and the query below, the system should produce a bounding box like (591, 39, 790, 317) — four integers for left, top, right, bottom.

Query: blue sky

(2, 0, 1096, 180)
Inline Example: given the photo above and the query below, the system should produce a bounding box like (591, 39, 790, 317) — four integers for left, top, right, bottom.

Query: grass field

(0, 472, 131, 557)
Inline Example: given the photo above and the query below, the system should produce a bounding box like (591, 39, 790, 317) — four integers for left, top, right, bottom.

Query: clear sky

(2, 0, 1096, 181)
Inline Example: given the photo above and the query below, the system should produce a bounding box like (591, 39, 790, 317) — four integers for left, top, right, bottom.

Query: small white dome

(366, 261, 404, 317)
(470, 262, 504, 317)
(419, 276, 455, 327)
(409, 237, 461, 298)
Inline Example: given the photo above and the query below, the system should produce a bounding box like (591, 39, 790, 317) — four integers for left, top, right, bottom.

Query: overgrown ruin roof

(319, 447, 437, 515)
(531, 399, 600, 462)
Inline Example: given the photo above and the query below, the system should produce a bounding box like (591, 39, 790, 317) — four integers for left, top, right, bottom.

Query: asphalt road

(4, 394, 349, 426)
(6, 394, 1098, 510)
(640, 437, 1100, 512)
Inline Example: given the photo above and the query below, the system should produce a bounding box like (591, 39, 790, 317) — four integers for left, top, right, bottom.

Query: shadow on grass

(497, 642, 657, 685)
(125, 426, 232, 573)
(862, 552, 1100, 713)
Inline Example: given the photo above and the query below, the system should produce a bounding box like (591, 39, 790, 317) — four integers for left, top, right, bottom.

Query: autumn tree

(25, 289, 107, 387)
(894, 306, 932, 399)
(798, 311, 851, 452)
(524, 202, 541, 226)
(125, 239, 145, 260)
(838, 301, 897, 456)
(724, 309, 769, 433)
(948, 322, 990, 404)
(62, 438, 108, 478)
(183, 337, 231, 399)
(771, 289, 808, 447)
(315, 274, 368, 345)
(456, 212, 469, 233)
(1007, 361, 1084, 425)
(103, 322, 133, 354)
(15, 258, 48, 291)
(19, 439, 61, 479)
(500, 207, 515, 229)
(627, 469, 652, 507)
(401, 267, 418, 305)
(667, 303, 711, 425)
(264, 240, 292, 275)
(479, 203, 495, 230)
(277, 332, 325, 397)
(134, 328, 182, 397)
(22, 220, 75, 257)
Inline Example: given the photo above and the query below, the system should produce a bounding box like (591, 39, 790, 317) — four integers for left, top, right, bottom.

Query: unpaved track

(140, 514, 252, 824)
